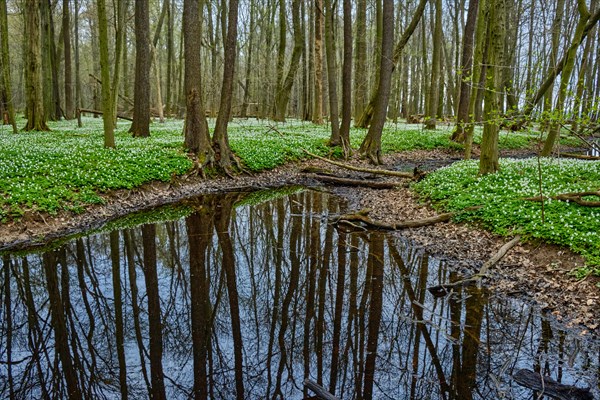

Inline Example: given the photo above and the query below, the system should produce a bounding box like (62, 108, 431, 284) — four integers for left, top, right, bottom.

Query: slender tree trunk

(273, 0, 303, 121)
(213, 0, 240, 171)
(130, 0, 151, 137)
(358, 0, 394, 164)
(240, 1, 255, 118)
(542, 1, 591, 156)
(338, 0, 352, 157)
(0, 0, 16, 132)
(353, 0, 367, 123)
(452, 0, 480, 142)
(313, 0, 324, 124)
(110, 231, 128, 400)
(424, 0, 443, 129)
(74, 0, 82, 127)
(23, 0, 49, 131)
(62, 0, 73, 119)
(324, 0, 340, 145)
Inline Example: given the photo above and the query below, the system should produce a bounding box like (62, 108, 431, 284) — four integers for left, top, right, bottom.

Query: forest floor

(0, 146, 598, 335)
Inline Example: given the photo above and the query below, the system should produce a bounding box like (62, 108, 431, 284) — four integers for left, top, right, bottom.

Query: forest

(1, 0, 600, 398)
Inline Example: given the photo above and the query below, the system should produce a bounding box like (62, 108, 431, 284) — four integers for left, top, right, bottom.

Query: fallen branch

(334, 208, 480, 230)
(560, 152, 600, 160)
(308, 174, 408, 189)
(428, 235, 521, 297)
(304, 379, 340, 400)
(513, 369, 593, 400)
(303, 149, 415, 178)
(523, 191, 600, 207)
(79, 108, 133, 122)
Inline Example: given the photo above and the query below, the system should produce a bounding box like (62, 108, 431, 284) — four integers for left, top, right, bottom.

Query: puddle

(0, 190, 597, 399)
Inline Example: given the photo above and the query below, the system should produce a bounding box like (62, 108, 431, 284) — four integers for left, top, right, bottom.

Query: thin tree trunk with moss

(339, 0, 352, 157)
(63, 0, 73, 119)
(130, 0, 151, 137)
(541, 0, 565, 131)
(479, 0, 505, 175)
(183, 0, 214, 164)
(273, 0, 303, 121)
(23, 0, 49, 131)
(240, 0, 255, 118)
(0, 0, 16, 133)
(213, 0, 240, 172)
(324, 0, 340, 145)
(452, 0, 480, 142)
(313, 0, 324, 124)
(542, 1, 590, 156)
(424, 0, 443, 130)
(97, 0, 114, 146)
(353, 0, 367, 123)
(464, 0, 488, 159)
(359, 0, 394, 165)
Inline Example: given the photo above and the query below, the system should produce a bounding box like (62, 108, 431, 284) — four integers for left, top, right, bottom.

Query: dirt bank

(0, 148, 598, 334)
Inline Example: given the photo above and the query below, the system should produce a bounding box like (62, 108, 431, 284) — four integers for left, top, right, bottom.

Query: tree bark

(358, 0, 394, 164)
(424, 0, 443, 130)
(183, 0, 214, 164)
(338, 0, 352, 157)
(130, 0, 151, 137)
(23, 0, 49, 131)
(324, 0, 340, 145)
(0, 0, 16, 132)
(212, 0, 240, 171)
(62, 0, 73, 119)
(313, 0, 324, 124)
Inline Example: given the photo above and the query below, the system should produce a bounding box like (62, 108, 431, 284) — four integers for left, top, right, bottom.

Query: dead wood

(308, 174, 408, 189)
(560, 153, 600, 160)
(303, 149, 415, 178)
(79, 108, 133, 122)
(428, 235, 521, 297)
(513, 369, 593, 400)
(334, 208, 467, 230)
(523, 191, 600, 207)
(301, 166, 334, 175)
(304, 379, 340, 400)
(89, 74, 135, 106)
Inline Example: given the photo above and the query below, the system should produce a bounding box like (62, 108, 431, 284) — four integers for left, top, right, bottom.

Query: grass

(0, 116, 582, 222)
(413, 158, 600, 275)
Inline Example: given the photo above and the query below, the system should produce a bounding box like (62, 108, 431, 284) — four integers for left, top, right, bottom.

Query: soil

(0, 148, 598, 335)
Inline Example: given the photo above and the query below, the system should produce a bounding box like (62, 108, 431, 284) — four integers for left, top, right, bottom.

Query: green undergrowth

(413, 158, 600, 276)
(0, 117, 578, 221)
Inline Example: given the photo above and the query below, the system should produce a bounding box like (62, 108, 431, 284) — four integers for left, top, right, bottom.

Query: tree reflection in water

(0, 191, 598, 399)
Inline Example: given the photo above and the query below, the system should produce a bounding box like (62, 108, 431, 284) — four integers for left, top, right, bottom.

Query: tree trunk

(130, 0, 151, 137)
(240, 0, 255, 118)
(23, 0, 49, 131)
(338, 0, 352, 157)
(313, 0, 324, 124)
(273, 0, 303, 121)
(358, 0, 394, 164)
(452, 0, 480, 142)
(183, 0, 214, 164)
(424, 0, 443, 130)
(0, 0, 16, 132)
(353, 0, 367, 123)
(213, 0, 240, 171)
(541, 1, 591, 156)
(324, 0, 340, 145)
(478, 0, 505, 175)
(62, 0, 73, 119)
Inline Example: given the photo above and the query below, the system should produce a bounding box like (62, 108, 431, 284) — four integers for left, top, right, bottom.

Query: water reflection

(0, 191, 598, 399)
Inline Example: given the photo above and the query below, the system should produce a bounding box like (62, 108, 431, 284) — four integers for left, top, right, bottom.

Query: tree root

(308, 174, 409, 189)
(522, 191, 600, 207)
(303, 149, 417, 178)
(428, 235, 521, 297)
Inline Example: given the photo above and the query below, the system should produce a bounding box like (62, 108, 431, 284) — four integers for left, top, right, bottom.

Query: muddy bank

(0, 148, 598, 333)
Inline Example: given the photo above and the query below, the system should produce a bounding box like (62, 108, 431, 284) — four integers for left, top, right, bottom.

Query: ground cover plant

(0, 117, 580, 221)
(413, 158, 600, 275)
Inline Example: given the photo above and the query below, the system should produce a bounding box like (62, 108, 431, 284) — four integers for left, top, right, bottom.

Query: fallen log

(513, 369, 593, 400)
(523, 191, 600, 207)
(561, 153, 600, 160)
(308, 173, 408, 189)
(428, 235, 521, 297)
(335, 208, 457, 229)
(79, 108, 133, 122)
(302, 149, 415, 178)
(304, 379, 340, 400)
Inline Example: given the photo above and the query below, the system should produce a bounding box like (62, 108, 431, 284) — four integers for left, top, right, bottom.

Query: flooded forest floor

(1, 147, 598, 334)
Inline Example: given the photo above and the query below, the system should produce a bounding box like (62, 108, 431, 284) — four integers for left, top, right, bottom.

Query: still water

(0, 190, 598, 399)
